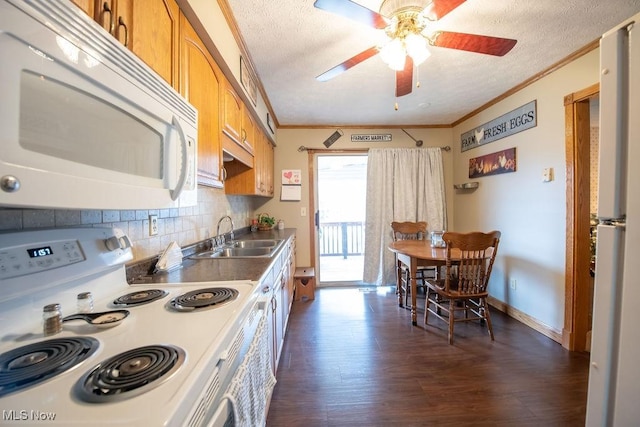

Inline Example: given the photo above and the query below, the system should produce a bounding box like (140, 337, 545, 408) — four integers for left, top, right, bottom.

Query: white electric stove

(0, 227, 267, 426)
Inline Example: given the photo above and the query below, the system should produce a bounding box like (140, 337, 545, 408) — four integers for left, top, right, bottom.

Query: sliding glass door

(315, 154, 368, 284)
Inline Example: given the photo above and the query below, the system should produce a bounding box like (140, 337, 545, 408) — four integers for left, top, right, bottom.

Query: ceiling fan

(314, 0, 517, 99)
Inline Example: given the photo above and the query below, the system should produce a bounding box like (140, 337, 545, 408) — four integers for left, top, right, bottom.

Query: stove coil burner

(169, 287, 239, 312)
(0, 337, 99, 397)
(75, 344, 185, 403)
(113, 289, 168, 306)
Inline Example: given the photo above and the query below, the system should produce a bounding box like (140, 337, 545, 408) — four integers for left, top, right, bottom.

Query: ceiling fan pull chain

(416, 66, 421, 88)
(395, 101, 399, 111)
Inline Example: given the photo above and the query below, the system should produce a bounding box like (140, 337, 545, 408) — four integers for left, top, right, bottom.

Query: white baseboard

(487, 296, 563, 344)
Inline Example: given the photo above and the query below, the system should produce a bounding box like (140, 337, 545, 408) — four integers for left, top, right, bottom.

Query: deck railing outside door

(318, 221, 364, 259)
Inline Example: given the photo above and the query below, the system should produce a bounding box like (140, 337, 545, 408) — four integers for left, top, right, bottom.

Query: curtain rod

(297, 145, 451, 152)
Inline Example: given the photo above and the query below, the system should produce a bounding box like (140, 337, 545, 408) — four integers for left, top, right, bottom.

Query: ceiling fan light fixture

(380, 38, 407, 70)
(405, 33, 430, 65)
(379, 0, 431, 18)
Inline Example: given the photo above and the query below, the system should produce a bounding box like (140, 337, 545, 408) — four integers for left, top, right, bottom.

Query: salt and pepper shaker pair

(42, 292, 94, 336)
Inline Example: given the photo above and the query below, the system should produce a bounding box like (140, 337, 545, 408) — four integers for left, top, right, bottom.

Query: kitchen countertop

(128, 229, 296, 285)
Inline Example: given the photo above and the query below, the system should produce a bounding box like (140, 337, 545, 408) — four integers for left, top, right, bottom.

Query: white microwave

(0, 0, 198, 210)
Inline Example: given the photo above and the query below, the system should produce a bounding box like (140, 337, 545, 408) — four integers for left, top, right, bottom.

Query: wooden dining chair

(424, 230, 501, 344)
(391, 221, 438, 308)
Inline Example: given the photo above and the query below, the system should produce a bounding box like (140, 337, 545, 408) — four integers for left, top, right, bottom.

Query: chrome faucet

(216, 215, 235, 246)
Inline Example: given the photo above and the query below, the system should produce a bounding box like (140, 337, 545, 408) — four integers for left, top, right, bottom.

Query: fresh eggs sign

(460, 100, 537, 152)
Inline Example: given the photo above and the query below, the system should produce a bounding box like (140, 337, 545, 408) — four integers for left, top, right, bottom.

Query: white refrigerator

(586, 12, 640, 427)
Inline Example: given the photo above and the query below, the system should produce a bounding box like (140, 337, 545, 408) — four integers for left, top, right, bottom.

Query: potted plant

(257, 213, 276, 231)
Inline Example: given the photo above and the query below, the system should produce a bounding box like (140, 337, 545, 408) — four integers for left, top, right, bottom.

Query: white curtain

(363, 148, 447, 285)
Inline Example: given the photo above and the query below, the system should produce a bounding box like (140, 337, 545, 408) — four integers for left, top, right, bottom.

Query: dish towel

(222, 314, 276, 427)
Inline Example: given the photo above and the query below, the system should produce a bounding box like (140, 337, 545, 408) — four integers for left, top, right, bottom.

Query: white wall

(451, 49, 600, 333)
(258, 128, 454, 266)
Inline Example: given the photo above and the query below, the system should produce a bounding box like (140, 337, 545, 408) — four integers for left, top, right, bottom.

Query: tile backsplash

(0, 187, 263, 262)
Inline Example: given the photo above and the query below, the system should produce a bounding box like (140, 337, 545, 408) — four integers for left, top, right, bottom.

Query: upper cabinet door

(222, 81, 243, 144)
(72, 0, 179, 87)
(132, 0, 180, 87)
(93, 0, 133, 48)
(241, 105, 255, 154)
(70, 0, 96, 16)
(180, 14, 223, 188)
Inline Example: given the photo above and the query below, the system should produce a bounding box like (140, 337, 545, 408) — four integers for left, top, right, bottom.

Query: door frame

(563, 83, 599, 351)
(306, 149, 368, 282)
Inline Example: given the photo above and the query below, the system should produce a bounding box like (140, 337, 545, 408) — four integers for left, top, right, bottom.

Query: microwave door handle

(169, 116, 188, 201)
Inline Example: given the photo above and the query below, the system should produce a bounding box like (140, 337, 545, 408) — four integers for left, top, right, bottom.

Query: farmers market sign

(351, 134, 392, 142)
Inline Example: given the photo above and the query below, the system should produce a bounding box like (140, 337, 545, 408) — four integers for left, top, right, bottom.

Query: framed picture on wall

(267, 113, 274, 134)
(240, 56, 257, 106)
(469, 147, 517, 178)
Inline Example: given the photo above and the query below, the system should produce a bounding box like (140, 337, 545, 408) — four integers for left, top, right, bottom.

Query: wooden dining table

(388, 240, 450, 325)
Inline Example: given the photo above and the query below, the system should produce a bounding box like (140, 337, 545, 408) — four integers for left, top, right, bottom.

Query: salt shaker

(43, 303, 62, 336)
(77, 292, 94, 313)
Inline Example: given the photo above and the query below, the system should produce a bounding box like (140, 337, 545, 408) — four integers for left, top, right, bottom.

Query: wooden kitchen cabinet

(264, 260, 285, 374)
(265, 235, 296, 374)
(92, 0, 133, 48)
(221, 80, 242, 143)
(262, 133, 275, 196)
(273, 270, 286, 371)
(180, 14, 223, 188)
(282, 239, 295, 331)
(224, 128, 274, 196)
(70, 0, 96, 16)
(131, 0, 180, 87)
(221, 80, 253, 167)
(72, 0, 179, 87)
(240, 104, 255, 154)
(260, 132, 275, 196)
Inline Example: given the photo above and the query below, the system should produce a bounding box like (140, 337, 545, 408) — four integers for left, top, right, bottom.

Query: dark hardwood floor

(266, 286, 589, 427)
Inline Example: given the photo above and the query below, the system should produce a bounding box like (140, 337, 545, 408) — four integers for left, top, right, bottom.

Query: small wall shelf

(454, 182, 479, 190)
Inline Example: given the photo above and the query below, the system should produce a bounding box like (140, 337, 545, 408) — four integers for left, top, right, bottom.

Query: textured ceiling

(224, 0, 640, 127)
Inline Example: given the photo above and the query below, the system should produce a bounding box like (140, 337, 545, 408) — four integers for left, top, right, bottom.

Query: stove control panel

(0, 240, 85, 280)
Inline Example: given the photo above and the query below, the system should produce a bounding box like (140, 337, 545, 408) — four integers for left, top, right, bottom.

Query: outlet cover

(149, 215, 158, 236)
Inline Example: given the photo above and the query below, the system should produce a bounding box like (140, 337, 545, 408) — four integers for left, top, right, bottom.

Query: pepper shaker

(43, 303, 62, 336)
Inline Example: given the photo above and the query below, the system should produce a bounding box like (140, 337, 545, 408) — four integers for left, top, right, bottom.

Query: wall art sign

(461, 100, 537, 152)
(267, 113, 274, 134)
(281, 169, 301, 201)
(469, 147, 517, 178)
(351, 134, 392, 142)
(240, 56, 257, 106)
(281, 169, 301, 185)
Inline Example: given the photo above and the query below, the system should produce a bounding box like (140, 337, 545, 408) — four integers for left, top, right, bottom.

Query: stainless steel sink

(216, 247, 273, 257)
(229, 239, 282, 249)
(190, 239, 283, 259)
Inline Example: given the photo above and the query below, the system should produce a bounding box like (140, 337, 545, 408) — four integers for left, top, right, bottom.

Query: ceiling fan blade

(424, 0, 466, 20)
(396, 56, 414, 97)
(313, 0, 388, 29)
(316, 46, 379, 81)
(431, 31, 517, 56)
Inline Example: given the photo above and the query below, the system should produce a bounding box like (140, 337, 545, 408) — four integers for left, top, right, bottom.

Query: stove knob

(1, 175, 20, 193)
(105, 235, 133, 251)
